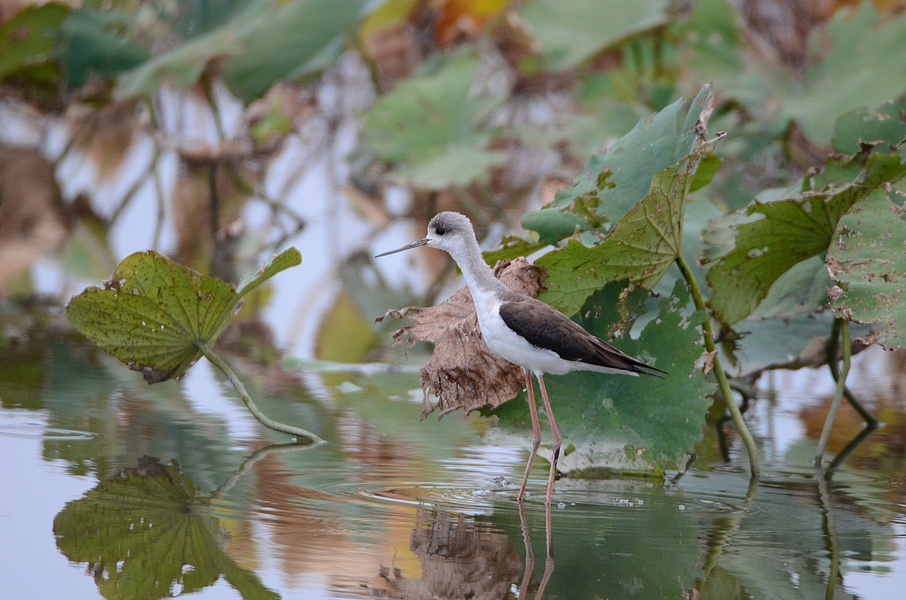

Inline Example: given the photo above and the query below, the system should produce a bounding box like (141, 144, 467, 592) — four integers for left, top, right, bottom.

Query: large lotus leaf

(537, 160, 685, 314)
(747, 255, 833, 320)
(115, 0, 363, 102)
(706, 153, 906, 326)
(518, 0, 669, 72)
(828, 187, 906, 349)
(54, 457, 277, 600)
(782, 4, 906, 144)
(66, 248, 300, 383)
(681, 0, 906, 145)
(359, 50, 507, 189)
(536, 98, 720, 315)
(832, 101, 906, 156)
(491, 280, 714, 474)
(527, 86, 714, 238)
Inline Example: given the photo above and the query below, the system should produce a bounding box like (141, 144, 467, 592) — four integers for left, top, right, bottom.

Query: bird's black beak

(375, 238, 429, 258)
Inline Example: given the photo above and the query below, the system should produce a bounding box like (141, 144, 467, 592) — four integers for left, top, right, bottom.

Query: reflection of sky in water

(846, 522, 906, 598)
(0, 413, 96, 599)
(755, 344, 894, 462)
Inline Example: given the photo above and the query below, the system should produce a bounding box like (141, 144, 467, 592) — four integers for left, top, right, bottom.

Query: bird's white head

(375, 212, 477, 262)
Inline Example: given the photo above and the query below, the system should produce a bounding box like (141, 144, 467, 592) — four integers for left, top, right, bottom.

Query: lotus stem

(675, 253, 760, 478)
(198, 341, 324, 445)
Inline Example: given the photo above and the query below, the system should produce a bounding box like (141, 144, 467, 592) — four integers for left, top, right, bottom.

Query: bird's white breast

(472, 293, 573, 376)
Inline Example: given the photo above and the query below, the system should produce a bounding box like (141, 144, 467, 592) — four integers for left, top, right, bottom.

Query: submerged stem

(198, 341, 325, 445)
(675, 253, 760, 478)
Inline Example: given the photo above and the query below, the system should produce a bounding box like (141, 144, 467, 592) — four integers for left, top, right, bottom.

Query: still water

(1, 333, 904, 599)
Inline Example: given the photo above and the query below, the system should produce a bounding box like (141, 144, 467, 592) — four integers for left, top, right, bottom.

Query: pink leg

(537, 375, 562, 506)
(518, 368, 542, 503)
(516, 500, 534, 598)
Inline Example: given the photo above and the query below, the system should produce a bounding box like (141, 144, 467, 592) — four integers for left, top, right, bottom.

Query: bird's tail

(634, 361, 668, 379)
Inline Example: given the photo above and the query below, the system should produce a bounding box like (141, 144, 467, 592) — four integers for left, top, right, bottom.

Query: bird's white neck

(447, 235, 510, 299)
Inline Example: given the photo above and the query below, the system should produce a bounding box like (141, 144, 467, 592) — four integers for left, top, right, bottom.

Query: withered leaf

(377, 258, 547, 419)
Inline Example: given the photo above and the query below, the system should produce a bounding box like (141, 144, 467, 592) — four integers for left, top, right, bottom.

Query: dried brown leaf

(377, 258, 547, 419)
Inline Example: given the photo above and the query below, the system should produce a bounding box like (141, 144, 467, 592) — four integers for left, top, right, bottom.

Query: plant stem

(675, 253, 760, 478)
(198, 341, 325, 445)
(828, 317, 877, 426)
(816, 319, 851, 462)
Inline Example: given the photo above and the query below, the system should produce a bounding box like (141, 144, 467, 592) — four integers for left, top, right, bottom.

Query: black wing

(498, 297, 666, 377)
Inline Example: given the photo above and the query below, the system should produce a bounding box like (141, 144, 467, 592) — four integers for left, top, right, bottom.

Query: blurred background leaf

(518, 0, 670, 71)
(115, 0, 365, 101)
(358, 49, 507, 189)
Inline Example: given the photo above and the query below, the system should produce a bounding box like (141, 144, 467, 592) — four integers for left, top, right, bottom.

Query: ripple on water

(0, 412, 95, 440)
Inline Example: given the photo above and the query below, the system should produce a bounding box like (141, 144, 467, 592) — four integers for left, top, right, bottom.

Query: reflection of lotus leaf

(53, 456, 277, 600)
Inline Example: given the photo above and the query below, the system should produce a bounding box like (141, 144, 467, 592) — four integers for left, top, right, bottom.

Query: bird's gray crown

(428, 212, 471, 238)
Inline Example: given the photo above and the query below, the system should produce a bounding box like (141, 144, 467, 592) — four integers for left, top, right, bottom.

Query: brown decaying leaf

(377, 258, 547, 419)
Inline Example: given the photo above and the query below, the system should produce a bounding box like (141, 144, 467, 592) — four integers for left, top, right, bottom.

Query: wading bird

(377, 212, 665, 504)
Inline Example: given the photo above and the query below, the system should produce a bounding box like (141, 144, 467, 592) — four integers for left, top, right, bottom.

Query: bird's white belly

(473, 296, 571, 376)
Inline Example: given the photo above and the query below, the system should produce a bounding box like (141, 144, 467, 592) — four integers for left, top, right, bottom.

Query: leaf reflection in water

(53, 455, 278, 600)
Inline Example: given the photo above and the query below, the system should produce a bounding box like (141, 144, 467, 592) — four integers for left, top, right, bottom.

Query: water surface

(2, 337, 904, 599)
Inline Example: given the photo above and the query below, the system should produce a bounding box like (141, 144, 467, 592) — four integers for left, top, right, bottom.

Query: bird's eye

(434, 226, 446, 235)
